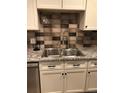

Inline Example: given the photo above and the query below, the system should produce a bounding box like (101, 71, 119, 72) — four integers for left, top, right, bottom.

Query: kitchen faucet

(62, 30, 69, 47)
(60, 30, 69, 56)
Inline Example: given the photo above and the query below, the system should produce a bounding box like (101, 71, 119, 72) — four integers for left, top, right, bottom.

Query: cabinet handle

(48, 65, 56, 68)
(65, 73, 67, 75)
(94, 63, 97, 65)
(85, 26, 88, 28)
(92, 62, 97, 66)
(73, 64, 80, 67)
(88, 72, 90, 74)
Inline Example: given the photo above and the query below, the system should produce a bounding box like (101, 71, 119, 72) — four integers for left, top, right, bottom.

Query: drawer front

(88, 60, 97, 68)
(65, 61, 88, 69)
(39, 62, 64, 71)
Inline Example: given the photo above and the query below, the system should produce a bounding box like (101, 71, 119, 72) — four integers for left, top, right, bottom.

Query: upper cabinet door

(63, 0, 86, 10)
(84, 0, 97, 30)
(27, 0, 39, 30)
(37, 0, 62, 9)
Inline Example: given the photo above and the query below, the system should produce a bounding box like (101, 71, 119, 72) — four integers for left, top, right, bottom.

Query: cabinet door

(63, 0, 86, 10)
(37, 0, 62, 9)
(40, 70, 64, 93)
(27, 0, 39, 30)
(84, 0, 97, 30)
(65, 69, 86, 93)
(86, 69, 97, 92)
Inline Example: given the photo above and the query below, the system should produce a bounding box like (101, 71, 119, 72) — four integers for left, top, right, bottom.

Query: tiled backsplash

(39, 13, 79, 48)
(27, 13, 97, 49)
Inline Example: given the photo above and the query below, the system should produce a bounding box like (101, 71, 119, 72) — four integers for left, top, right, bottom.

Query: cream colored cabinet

(40, 70, 64, 93)
(37, 0, 86, 10)
(39, 62, 64, 93)
(65, 69, 86, 93)
(64, 61, 87, 93)
(37, 0, 62, 9)
(40, 69, 87, 93)
(84, 0, 97, 30)
(27, 0, 39, 30)
(63, 0, 86, 10)
(86, 68, 97, 92)
(39, 61, 88, 93)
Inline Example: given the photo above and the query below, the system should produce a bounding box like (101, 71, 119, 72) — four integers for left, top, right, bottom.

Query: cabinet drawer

(65, 61, 87, 69)
(39, 62, 64, 71)
(88, 60, 97, 68)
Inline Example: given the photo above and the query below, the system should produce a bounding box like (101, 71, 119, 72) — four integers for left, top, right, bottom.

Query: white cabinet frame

(27, 0, 39, 30)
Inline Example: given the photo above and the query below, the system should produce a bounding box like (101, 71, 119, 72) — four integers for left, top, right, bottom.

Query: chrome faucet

(61, 30, 69, 48)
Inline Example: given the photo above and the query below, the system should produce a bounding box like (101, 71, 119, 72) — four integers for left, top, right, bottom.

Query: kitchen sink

(42, 48, 85, 58)
(42, 48, 61, 58)
(62, 48, 85, 57)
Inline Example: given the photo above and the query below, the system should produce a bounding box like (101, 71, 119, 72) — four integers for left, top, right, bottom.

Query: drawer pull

(73, 64, 80, 67)
(48, 65, 56, 68)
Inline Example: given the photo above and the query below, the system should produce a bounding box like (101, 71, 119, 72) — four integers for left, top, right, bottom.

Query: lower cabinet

(64, 69, 86, 93)
(40, 69, 86, 93)
(85, 68, 97, 92)
(39, 60, 97, 93)
(40, 70, 64, 93)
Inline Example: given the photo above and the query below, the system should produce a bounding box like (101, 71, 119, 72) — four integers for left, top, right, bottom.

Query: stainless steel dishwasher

(27, 62, 41, 93)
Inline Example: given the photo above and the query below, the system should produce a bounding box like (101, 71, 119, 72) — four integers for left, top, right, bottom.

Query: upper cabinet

(37, 0, 61, 9)
(27, 0, 39, 30)
(37, 0, 86, 10)
(63, 0, 86, 10)
(84, 0, 97, 30)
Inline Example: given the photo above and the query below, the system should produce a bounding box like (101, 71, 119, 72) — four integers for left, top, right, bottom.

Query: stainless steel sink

(42, 48, 85, 58)
(42, 48, 61, 58)
(62, 48, 85, 57)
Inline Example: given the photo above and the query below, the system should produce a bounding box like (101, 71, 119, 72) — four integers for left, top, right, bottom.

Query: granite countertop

(77, 46, 97, 59)
(27, 47, 97, 62)
(27, 49, 43, 62)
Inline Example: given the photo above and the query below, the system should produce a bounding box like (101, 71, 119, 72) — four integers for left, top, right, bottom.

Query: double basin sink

(42, 48, 85, 58)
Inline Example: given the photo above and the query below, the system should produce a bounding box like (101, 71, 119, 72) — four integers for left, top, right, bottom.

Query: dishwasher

(27, 62, 41, 93)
